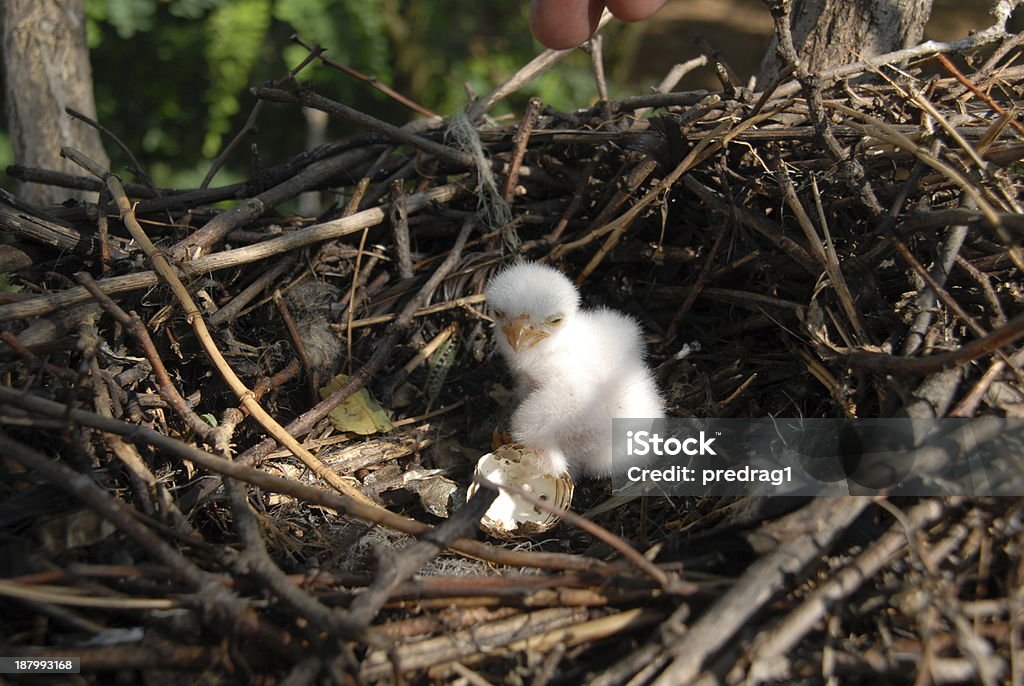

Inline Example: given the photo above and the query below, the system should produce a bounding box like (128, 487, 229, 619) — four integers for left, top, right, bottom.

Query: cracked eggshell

(467, 443, 574, 539)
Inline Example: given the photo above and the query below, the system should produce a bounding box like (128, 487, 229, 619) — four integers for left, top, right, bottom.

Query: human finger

(604, 0, 667, 22)
(529, 0, 605, 50)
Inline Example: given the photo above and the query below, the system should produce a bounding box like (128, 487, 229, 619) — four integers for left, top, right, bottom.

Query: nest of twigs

(2, 8, 1024, 686)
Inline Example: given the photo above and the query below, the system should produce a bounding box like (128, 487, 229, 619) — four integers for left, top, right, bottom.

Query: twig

(502, 97, 542, 205)
(65, 107, 159, 196)
(651, 497, 871, 684)
(291, 34, 438, 118)
(236, 217, 476, 467)
(252, 86, 473, 167)
(208, 255, 297, 327)
(273, 289, 319, 405)
(0, 184, 463, 322)
(476, 475, 695, 596)
(745, 499, 948, 684)
(347, 485, 498, 626)
(62, 145, 378, 507)
(173, 145, 385, 258)
(845, 312, 1024, 373)
(201, 45, 326, 189)
(0, 432, 305, 658)
(0, 385, 607, 573)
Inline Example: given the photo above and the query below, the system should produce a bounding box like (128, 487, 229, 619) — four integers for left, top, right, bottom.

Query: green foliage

(203, 0, 272, 157)
(76, 1, 635, 187)
(87, 0, 157, 39)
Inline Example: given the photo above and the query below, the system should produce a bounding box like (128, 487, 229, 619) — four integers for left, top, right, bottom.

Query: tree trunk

(757, 0, 933, 85)
(2, 0, 109, 206)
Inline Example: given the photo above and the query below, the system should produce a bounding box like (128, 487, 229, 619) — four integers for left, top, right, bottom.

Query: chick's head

(485, 262, 580, 354)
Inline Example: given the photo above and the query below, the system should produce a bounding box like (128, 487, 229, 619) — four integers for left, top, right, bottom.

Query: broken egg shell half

(466, 443, 574, 539)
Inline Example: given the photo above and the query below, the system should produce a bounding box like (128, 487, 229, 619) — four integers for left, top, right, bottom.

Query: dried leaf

(321, 373, 394, 435)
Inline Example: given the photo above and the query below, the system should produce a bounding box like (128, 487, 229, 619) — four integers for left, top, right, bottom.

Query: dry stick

(744, 498, 949, 685)
(336, 294, 487, 331)
(75, 273, 216, 444)
(547, 155, 658, 261)
(955, 254, 1007, 327)
(237, 217, 477, 468)
(766, 0, 884, 216)
(65, 107, 159, 196)
(465, 9, 614, 121)
(347, 485, 498, 627)
(899, 224, 971, 357)
(62, 146, 377, 508)
(907, 89, 988, 170)
(87, 353, 157, 518)
(951, 347, 1024, 417)
(476, 475, 695, 596)
(201, 45, 325, 190)
(891, 237, 1023, 382)
(0, 386, 603, 572)
(683, 175, 818, 275)
(695, 35, 740, 95)
(222, 476, 382, 649)
(845, 311, 1024, 374)
(651, 497, 871, 685)
(252, 87, 474, 168)
(589, 34, 610, 103)
(391, 180, 413, 279)
(211, 358, 302, 452)
(361, 608, 591, 678)
(0, 184, 462, 323)
(771, 155, 869, 345)
(291, 34, 438, 118)
(96, 186, 113, 272)
(663, 220, 729, 346)
(0, 203, 126, 261)
(936, 53, 1024, 136)
(501, 97, 543, 205)
(273, 290, 319, 406)
(6, 164, 158, 197)
(826, 101, 1024, 271)
(174, 145, 385, 258)
(0, 432, 305, 659)
(208, 255, 297, 327)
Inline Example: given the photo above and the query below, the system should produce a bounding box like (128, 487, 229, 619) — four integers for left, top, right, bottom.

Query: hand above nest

(529, 0, 667, 49)
(485, 262, 664, 478)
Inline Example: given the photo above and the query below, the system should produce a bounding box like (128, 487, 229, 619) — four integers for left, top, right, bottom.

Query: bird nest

(2, 12, 1024, 686)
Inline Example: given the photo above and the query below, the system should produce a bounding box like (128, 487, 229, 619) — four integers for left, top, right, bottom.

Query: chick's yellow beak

(501, 315, 548, 352)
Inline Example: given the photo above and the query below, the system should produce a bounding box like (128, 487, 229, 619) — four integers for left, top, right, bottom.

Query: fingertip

(530, 0, 604, 50)
(604, 0, 667, 22)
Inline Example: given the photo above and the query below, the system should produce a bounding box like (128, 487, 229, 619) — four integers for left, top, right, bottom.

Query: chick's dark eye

(547, 315, 564, 325)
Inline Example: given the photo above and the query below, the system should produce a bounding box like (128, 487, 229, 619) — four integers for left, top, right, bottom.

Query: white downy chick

(484, 262, 664, 477)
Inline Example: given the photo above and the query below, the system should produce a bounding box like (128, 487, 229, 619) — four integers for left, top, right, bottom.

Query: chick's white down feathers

(485, 262, 664, 477)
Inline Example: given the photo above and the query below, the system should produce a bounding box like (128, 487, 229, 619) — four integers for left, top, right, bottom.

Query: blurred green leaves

(204, 0, 271, 157)
(78, 1, 628, 187)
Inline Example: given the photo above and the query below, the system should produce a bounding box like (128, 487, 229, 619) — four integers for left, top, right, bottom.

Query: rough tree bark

(757, 0, 933, 85)
(2, 0, 109, 206)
